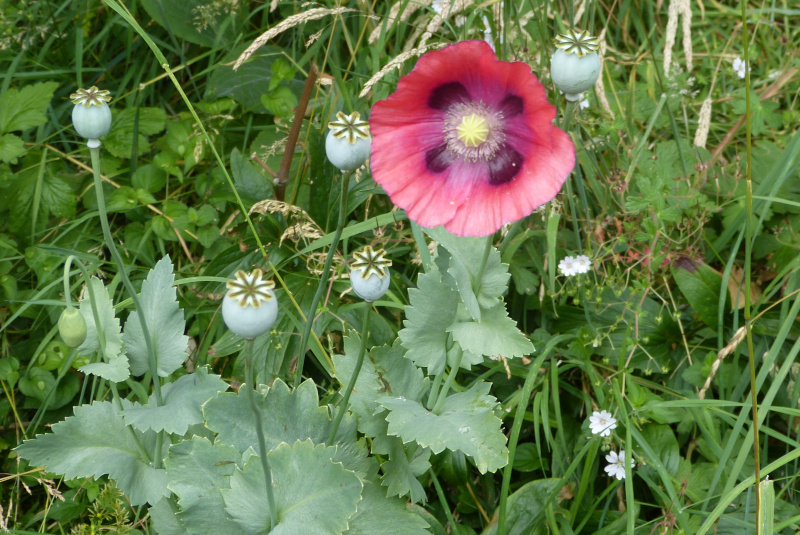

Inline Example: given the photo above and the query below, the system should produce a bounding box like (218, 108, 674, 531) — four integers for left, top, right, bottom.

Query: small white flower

(431, 0, 443, 15)
(589, 410, 617, 437)
(577, 93, 590, 109)
(558, 256, 577, 276)
(732, 57, 747, 79)
(574, 254, 592, 274)
(604, 449, 634, 480)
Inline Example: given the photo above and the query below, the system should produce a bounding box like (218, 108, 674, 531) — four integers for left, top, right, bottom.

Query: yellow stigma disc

(456, 114, 489, 147)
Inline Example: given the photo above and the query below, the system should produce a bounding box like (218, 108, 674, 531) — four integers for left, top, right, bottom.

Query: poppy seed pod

(550, 30, 601, 102)
(221, 269, 278, 340)
(325, 111, 371, 171)
(70, 87, 113, 148)
(350, 246, 391, 302)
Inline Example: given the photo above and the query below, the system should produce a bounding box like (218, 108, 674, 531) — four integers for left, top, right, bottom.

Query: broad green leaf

(0, 133, 25, 164)
(398, 267, 460, 375)
(123, 256, 189, 377)
(132, 164, 167, 193)
(261, 85, 297, 118)
(448, 302, 533, 359)
(16, 400, 169, 506)
(123, 368, 229, 435)
(8, 167, 76, 236)
(481, 479, 561, 535)
(78, 277, 124, 360)
(149, 498, 189, 535)
(104, 107, 167, 159)
(671, 257, 729, 330)
(140, 0, 238, 46)
(379, 381, 508, 473)
(426, 227, 510, 319)
(0, 81, 58, 133)
(206, 46, 304, 113)
(344, 481, 430, 535)
(638, 424, 680, 481)
(165, 436, 243, 534)
(230, 147, 272, 204)
(333, 336, 429, 437)
(223, 440, 362, 535)
(204, 379, 357, 454)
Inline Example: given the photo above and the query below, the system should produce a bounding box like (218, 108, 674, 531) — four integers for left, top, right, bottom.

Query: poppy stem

(327, 303, 370, 445)
(432, 345, 463, 414)
(472, 235, 494, 295)
(244, 339, 279, 530)
(294, 171, 352, 387)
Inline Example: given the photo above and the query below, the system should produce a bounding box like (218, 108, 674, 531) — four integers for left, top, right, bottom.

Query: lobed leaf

(223, 440, 362, 535)
(16, 400, 169, 506)
(379, 381, 508, 474)
(123, 256, 189, 377)
(123, 368, 229, 435)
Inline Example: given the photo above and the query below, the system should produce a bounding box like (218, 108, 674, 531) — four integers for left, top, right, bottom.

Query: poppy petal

(370, 40, 575, 236)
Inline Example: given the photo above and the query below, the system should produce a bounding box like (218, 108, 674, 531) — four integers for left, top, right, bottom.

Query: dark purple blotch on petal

(425, 144, 455, 173)
(488, 146, 524, 185)
(428, 82, 471, 111)
(498, 94, 524, 117)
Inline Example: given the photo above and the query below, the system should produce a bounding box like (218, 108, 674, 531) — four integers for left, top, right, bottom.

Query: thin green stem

(244, 339, 279, 530)
(498, 334, 572, 535)
(327, 304, 370, 445)
(429, 469, 459, 535)
(473, 235, 493, 294)
(294, 171, 352, 387)
(432, 345, 463, 414)
(426, 371, 444, 411)
(741, 0, 760, 529)
(90, 147, 165, 468)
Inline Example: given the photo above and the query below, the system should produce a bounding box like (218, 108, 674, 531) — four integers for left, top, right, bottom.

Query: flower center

(457, 114, 489, 147)
(443, 102, 504, 162)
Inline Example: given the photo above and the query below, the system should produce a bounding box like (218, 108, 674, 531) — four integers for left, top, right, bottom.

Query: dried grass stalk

(595, 28, 615, 118)
(694, 96, 712, 148)
(698, 326, 746, 399)
(234, 7, 355, 70)
(359, 44, 445, 99)
(368, 0, 432, 45)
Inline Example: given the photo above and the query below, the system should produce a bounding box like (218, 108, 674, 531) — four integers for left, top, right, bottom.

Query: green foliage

(380, 382, 508, 474)
(225, 441, 362, 534)
(17, 400, 170, 506)
(4, 0, 800, 534)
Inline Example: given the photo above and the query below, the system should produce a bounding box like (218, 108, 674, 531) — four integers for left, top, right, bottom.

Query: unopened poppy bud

(222, 268, 278, 340)
(325, 111, 371, 171)
(350, 246, 391, 302)
(550, 30, 601, 102)
(70, 86, 113, 148)
(58, 308, 87, 348)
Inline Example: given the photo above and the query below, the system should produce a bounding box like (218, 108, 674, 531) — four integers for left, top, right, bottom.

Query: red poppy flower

(369, 40, 575, 236)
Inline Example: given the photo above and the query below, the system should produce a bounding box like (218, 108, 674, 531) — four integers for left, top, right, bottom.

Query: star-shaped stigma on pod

(70, 86, 112, 107)
(328, 111, 371, 144)
(554, 29, 600, 57)
(225, 268, 276, 308)
(351, 246, 392, 279)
